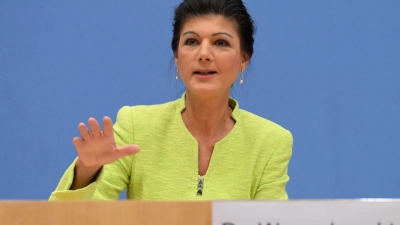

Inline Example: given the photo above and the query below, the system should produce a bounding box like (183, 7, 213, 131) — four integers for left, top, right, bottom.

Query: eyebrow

(182, 31, 234, 38)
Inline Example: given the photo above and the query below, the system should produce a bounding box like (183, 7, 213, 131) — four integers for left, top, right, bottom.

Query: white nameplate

(213, 200, 400, 225)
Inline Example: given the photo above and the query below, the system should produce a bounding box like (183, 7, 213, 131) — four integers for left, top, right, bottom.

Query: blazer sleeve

(253, 129, 293, 200)
(49, 106, 134, 200)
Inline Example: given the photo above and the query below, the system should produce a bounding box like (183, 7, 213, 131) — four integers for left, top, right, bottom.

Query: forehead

(181, 15, 239, 36)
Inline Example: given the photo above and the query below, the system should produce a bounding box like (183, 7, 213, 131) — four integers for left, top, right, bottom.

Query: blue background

(1, 0, 399, 200)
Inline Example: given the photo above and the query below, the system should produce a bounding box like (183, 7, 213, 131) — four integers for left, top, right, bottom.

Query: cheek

(220, 54, 242, 72)
(177, 51, 194, 71)
(177, 51, 189, 62)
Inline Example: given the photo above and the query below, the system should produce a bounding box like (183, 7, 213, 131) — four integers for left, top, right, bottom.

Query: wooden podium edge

(0, 200, 212, 225)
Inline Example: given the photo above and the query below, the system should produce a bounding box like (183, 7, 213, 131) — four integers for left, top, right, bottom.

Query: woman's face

(175, 15, 249, 98)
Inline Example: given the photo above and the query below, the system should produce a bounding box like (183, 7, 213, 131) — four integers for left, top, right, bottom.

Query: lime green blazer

(50, 94, 293, 200)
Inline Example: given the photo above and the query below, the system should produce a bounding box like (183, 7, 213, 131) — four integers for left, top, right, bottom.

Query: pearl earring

(176, 66, 179, 80)
(240, 68, 244, 84)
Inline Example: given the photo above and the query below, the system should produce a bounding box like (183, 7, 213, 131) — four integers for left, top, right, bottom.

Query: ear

(174, 52, 179, 66)
(241, 53, 250, 70)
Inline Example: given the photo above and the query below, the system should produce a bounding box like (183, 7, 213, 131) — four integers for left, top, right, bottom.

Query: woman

(50, 0, 293, 200)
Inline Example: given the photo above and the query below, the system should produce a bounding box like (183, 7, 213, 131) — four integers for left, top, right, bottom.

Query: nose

(198, 41, 213, 61)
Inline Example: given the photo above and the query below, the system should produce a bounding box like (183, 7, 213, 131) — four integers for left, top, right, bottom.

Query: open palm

(72, 116, 140, 169)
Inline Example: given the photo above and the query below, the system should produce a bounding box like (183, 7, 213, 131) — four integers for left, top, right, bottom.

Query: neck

(182, 90, 233, 140)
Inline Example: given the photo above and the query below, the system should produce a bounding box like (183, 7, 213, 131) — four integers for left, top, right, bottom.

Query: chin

(187, 85, 230, 98)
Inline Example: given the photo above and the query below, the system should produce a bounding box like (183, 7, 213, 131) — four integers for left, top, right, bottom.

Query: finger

(88, 117, 102, 138)
(72, 137, 83, 149)
(103, 116, 114, 137)
(78, 122, 92, 140)
(116, 144, 140, 159)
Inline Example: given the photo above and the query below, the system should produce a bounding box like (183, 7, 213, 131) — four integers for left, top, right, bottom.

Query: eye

(184, 38, 198, 46)
(214, 39, 230, 47)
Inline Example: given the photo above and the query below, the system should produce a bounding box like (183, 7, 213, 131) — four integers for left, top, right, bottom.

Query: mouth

(193, 71, 217, 75)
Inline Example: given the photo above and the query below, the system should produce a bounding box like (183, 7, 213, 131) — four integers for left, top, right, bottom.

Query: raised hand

(70, 116, 140, 190)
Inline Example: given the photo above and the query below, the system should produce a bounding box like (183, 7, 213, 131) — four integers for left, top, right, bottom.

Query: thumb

(115, 144, 140, 158)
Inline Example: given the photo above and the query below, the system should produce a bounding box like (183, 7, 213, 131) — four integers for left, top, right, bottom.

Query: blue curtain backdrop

(0, 0, 399, 199)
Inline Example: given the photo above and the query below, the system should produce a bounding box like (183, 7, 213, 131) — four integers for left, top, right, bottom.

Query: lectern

(0, 201, 211, 225)
(1, 200, 399, 225)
